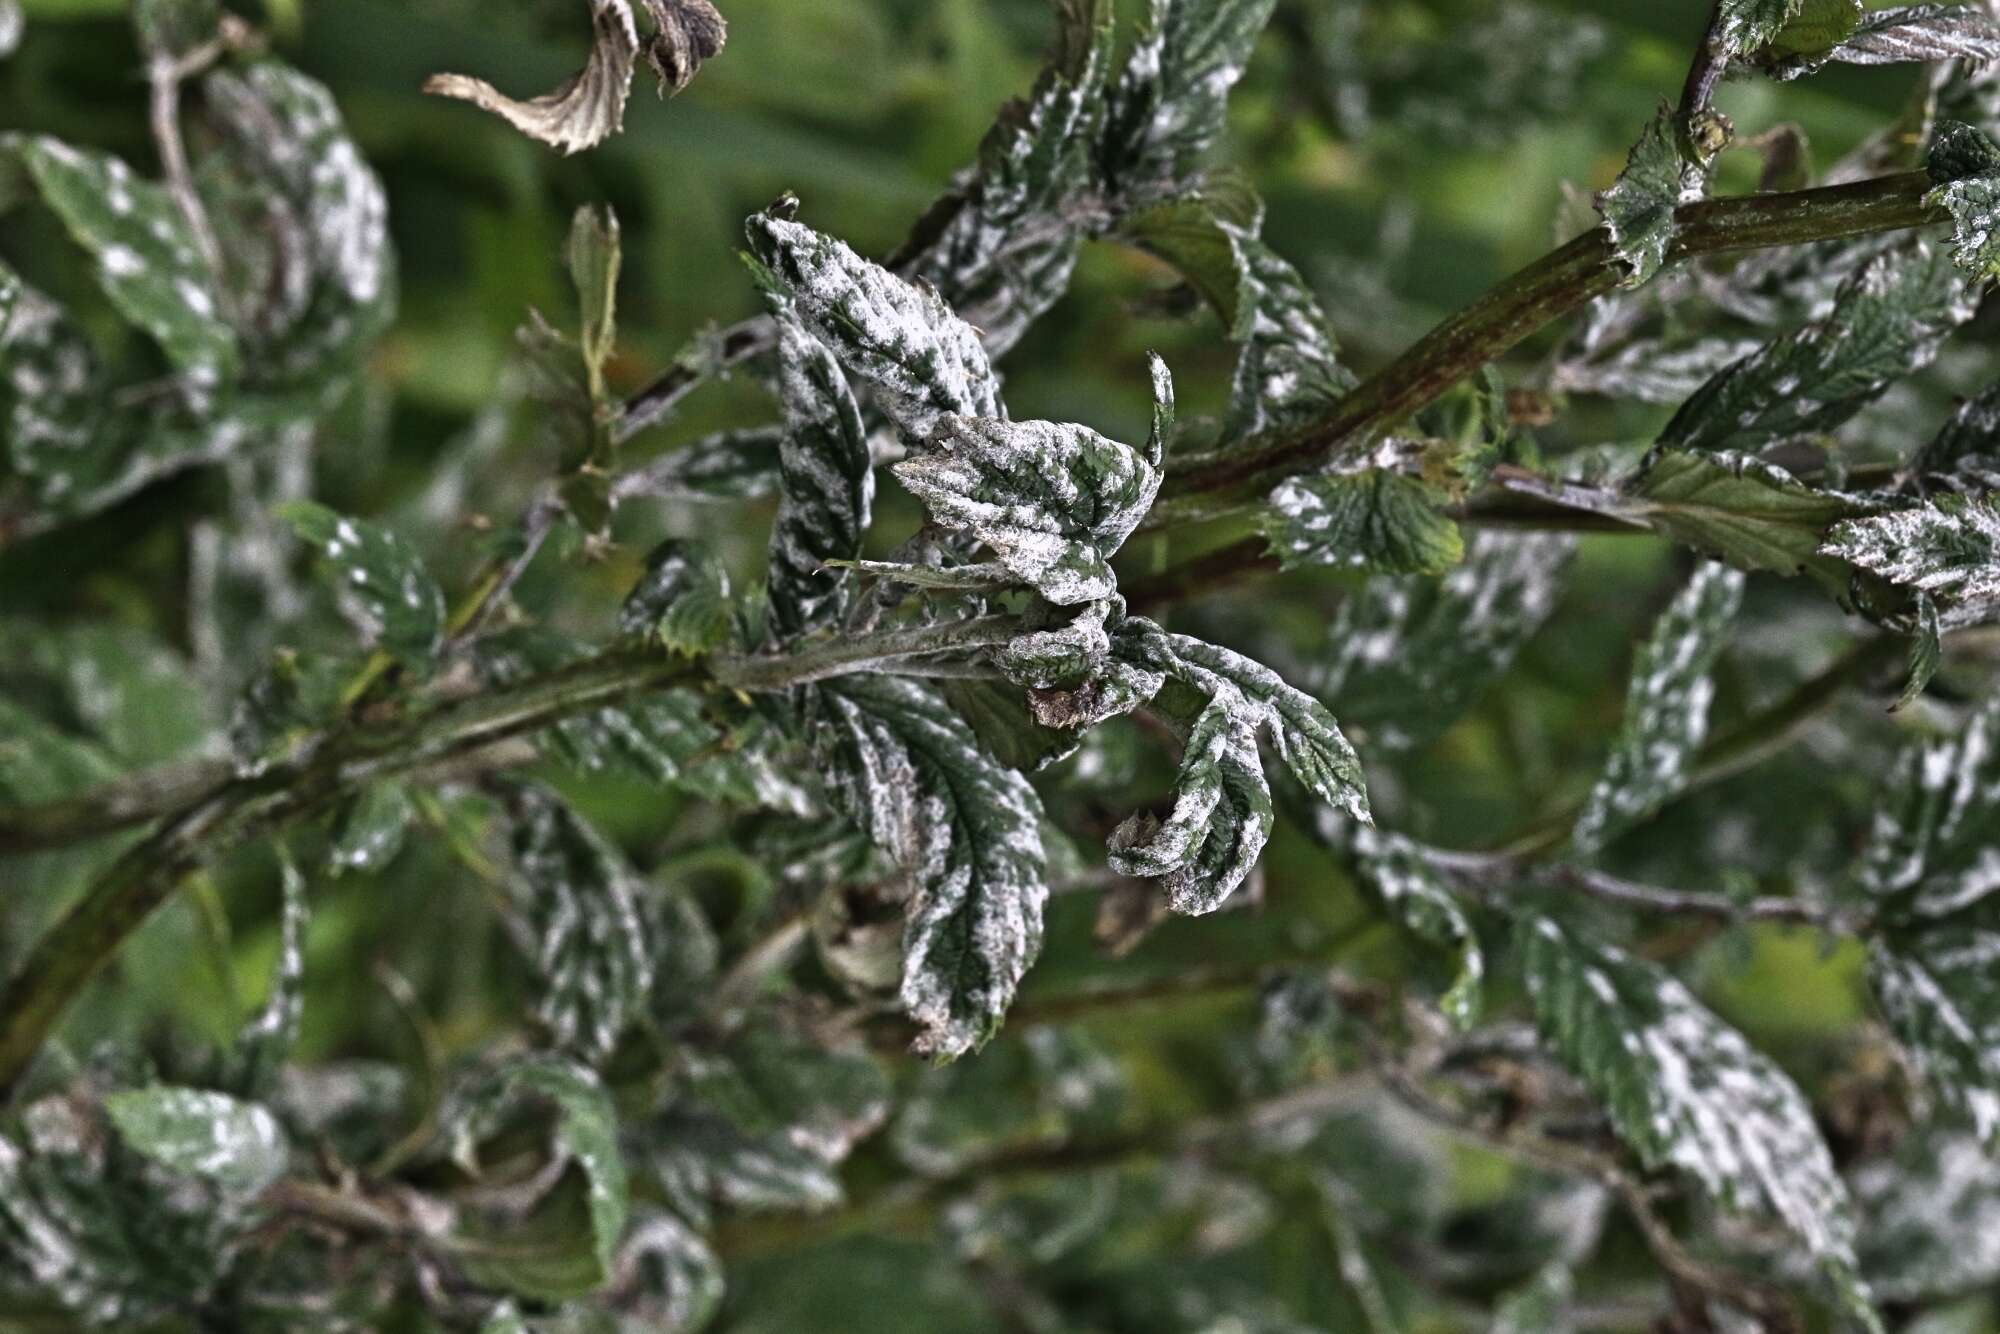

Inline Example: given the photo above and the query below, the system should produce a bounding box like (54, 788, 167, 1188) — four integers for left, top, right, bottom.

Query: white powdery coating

(1352, 828, 1481, 1026)
(1525, 919, 1869, 1290)
(750, 215, 1002, 437)
(1573, 561, 1743, 854)
(765, 312, 872, 640)
(104, 1088, 288, 1194)
(1871, 932, 2000, 1145)
(816, 678, 1048, 1058)
(894, 415, 1161, 606)
(1853, 1129, 2000, 1301)
(1862, 693, 2000, 903)
(425, 0, 640, 154)
(1822, 498, 2000, 605)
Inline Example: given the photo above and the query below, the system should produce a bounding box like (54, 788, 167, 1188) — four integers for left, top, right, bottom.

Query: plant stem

(1147, 172, 1940, 523)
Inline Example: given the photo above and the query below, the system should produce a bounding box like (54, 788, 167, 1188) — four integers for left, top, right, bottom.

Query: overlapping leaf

(1756, 4, 2000, 79)
(1926, 121, 2000, 279)
(1858, 692, 2000, 918)
(1596, 107, 1706, 289)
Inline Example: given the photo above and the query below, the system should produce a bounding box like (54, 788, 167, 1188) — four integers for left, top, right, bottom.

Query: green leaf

(1103, 0, 1279, 195)
(620, 539, 736, 656)
(1518, 917, 1879, 1329)
(1822, 495, 2000, 612)
(328, 781, 413, 876)
(1627, 449, 1868, 578)
(1892, 593, 1941, 714)
(1, 621, 216, 765)
(508, 784, 654, 1065)
(228, 853, 309, 1099)
(1871, 928, 2000, 1146)
(2, 134, 236, 387)
(1572, 561, 1743, 855)
(1859, 692, 2000, 918)
(131, 0, 220, 58)
(893, 1025, 1126, 1174)
(567, 204, 620, 397)
(813, 676, 1048, 1056)
(1596, 106, 1702, 289)
(457, 1057, 629, 1277)
(1489, 1264, 1573, 1334)
(1317, 532, 1574, 750)
(1928, 120, 2000, 280)
(892, 399, 1164, 606)
(1658, 240, 1973, 452)
(1352, 830, 1482, 1028)
(1260, 467, 1463, 575)
(283, 501, 447, 671)
(764, 311, 872, 641)
(103, 1087, 289, 1194)
(1757, 0, 1862, 61)
(745, 208, 1003, 437)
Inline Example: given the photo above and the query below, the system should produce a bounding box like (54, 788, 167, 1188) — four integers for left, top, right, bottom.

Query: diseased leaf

(745, 209, 1003, 437)
(1628, 449, 1868, 578)
(1596, 106, 1704, 289)
(1715, 0, 1810, 53)
(1518, 917, 1879, 1329)
(1871, 928, 2000, 1146)
(1260, 467, 1462, 576)
(1759, 4, 2000, 79)
(508, 785, 655, 1065)
(1103, 0, 1280, 196)
(892, 406, 1163, 606)
(228, 853, 309, 1099)
(1352, 829, 1482, 1028)
(1317, 531, 1573, 750)
(328, 781, 413, 877)
(1926, 121, 2000, 280)
(456, 1057, 628, 1276)
(764, 312, 872, 642)
(1859, 692, 2000, 918)
(1223, 231, 1355, 436)
(3, 135, 235, 388)
(283, 501, 446, 671)
(903, 0, 1115, 357)
(1572, 561, 1744, 855)
(812, 676, 1048, 1057)
(1657, 240, 1973, 452)
(1893, 593, 1941, 713)
(425, 0, 725, 154)
(648, 1024, 890, 1225)
(1855, 1126, 2000, 1302)
(1823, 496, 2000, 614)
(103, 1087, 289, 1194)
(1107, 683, 1272, 914)
(1913, 378, 2000, 490)
(621, 539, 736, 657)
(1489, 1264, 1573, 1334)
(996, 599, 1112, 694)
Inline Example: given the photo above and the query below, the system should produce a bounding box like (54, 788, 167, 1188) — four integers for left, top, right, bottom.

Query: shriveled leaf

(103, 1088, 288, 1194)
(1871, 928, 2000, 1146)
(283, 501, 446, 671)
(1352, 829, 1482, 1028)
(1926, 121, 2000, 279)
(1657, 240, 1973, 452)
(764, 312, 872, 641)
(1107, 684, 1272, 914)
(509, 785, 655, 1065)
(1260, 467, 1462, 576)
(812, 676, 1048, 1057)
(1572, 561, 1744, 855)
(1596, 106, 1703, 289)
(1518, 917, 1879, 1329)
(1317, 531, 1573, 750)
(746, 210, 1003, 437)
(893, 409, 1163, 606)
